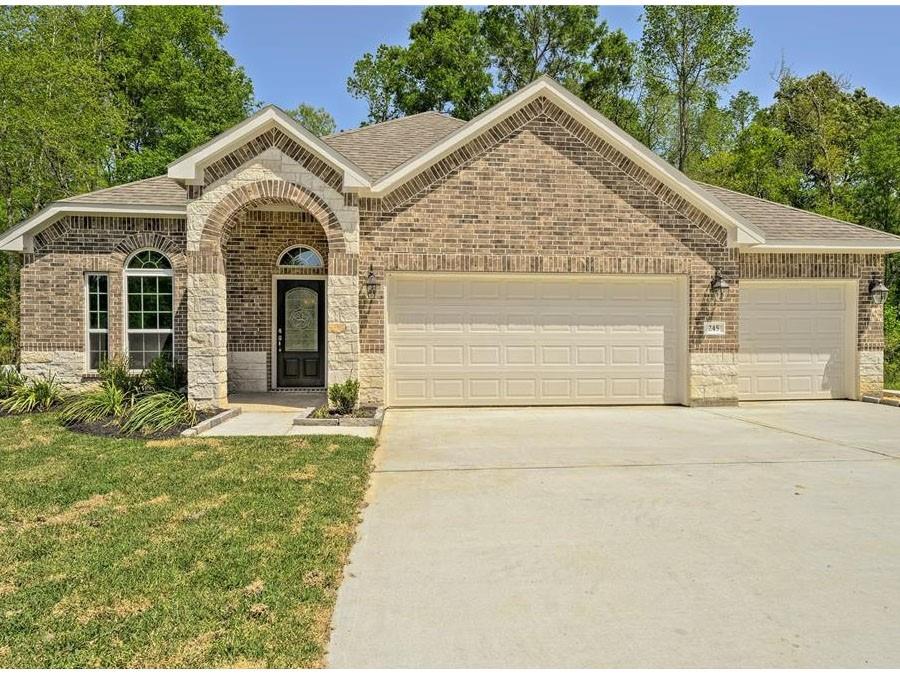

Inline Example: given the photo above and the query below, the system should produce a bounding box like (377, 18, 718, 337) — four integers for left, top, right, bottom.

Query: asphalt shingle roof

(699, 182, 900, 245)
(67, 175, 187, 207)
(322, 111, 466, 180)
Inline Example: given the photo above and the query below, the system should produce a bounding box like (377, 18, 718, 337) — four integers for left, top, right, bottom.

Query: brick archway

(202, 179, 347, 254)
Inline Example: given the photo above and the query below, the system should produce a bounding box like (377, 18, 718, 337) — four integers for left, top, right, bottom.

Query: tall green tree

(856, 108, 900, 237)
(108, 6, 254, 183)
(347, 6, 492, 123)
(579, 24, 640, 134)
(287, 103, 337, 137)
(481, 5, 601, 93)
(640, 5, 752, 171)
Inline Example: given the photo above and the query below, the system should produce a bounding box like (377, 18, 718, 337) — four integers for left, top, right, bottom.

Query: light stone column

(858, 350, 884, 398)
(326, 273, 360, 386)
(187, 250, 229, 410)
(689, 351, 738, 406)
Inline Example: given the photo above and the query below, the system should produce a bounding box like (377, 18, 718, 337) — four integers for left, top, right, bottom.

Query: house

(2, 76, 899, 410)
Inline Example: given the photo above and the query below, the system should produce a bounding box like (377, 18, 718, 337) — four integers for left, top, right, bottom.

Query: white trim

(0, 203, 185, 252)
(741, 241, 900, 253)
(270, 275, 328, 390)
(167, 105, 370, 188)
(364, 76, 766, 248)
(84, 272, 109, 374)
(123, 249, 175, 370)
(275, 243, 325, 268)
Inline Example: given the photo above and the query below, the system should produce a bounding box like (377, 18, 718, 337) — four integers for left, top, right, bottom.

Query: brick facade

(14, 97, 890, 406)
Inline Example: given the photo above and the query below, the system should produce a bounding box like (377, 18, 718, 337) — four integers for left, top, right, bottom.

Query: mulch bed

(310, 406, 378, 420)
(63, 409, 220, 440)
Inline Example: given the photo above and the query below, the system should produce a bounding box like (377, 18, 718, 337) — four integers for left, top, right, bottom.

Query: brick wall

(20, 215, 187, 384)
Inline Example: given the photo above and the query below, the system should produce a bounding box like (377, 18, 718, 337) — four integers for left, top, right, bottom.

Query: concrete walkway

(199, 411, 377, 437)
(328, 402, 900, 667)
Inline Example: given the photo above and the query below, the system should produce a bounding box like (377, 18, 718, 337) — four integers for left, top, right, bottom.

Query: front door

(276, 279, 325, 388)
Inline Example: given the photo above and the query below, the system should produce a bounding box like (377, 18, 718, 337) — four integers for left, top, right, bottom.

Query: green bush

(143, 357, 187, 393)
(885, 300, 900, 390)
(98, 355, 143, 395)
(1, 374, 62, 414)
(328, 378, 359, 415)
(0, 367, 24, 399)
(121, 391, 197, 436)
(60, 383, 129, 425)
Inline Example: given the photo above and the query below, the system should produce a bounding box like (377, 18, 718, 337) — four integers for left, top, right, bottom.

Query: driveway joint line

(373, 456, 889, 475)
(699, 409, 899, 460)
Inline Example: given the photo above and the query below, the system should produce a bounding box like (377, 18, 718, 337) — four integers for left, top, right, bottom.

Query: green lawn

(0, 414, 375, 667)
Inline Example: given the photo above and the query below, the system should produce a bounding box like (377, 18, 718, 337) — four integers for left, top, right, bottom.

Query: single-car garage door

(386, 274, 686, 407)
(738, 281, 856, 400)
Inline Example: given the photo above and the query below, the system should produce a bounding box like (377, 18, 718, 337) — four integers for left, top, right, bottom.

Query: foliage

(98, 355, 143, 396)
(107, 6, 255, 183)
(856, 108, 900, 237)
(348, 6, 493, 122)
(0, 367, 24, 399)
(481, 5, 601, 93)
(286, 103, 337, 136)
(579, 24, 640, 133)
(142, 356, 187, 393)
(885, 296, 900, 390)
(120, 391, 197, 436)
(60, 382, 129, 425)
(639, 5, 753, 171)
(0, 413, 374, 667)
(328, 379, 360, 416)
(1, 374, 62, 414)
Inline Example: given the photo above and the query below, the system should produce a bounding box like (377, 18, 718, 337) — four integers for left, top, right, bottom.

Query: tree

(640, 5, 752, 171)
(481, 5, 601, 93)
(108, 6, 254, 183)
(580, 24, 640, 133)
(728, 90, 759, 137)
(287, 103, 336, 136)
(347, 6, 492, 123)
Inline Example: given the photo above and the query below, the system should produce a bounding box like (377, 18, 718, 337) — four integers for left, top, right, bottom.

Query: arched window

(124, 250, 174, 369)
(278, 245, 324, 268)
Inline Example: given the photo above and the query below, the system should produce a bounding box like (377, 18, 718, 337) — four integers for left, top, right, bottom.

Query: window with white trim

(278, 245, 324, 268)
(85, 274, 109, 371)
(125, 250, 173, 369)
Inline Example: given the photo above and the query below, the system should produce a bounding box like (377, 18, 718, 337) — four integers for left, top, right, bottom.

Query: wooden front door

(276, 279, 325, 388)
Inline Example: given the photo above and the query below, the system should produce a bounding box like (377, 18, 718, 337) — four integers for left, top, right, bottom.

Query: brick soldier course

(3, 77, 898, 409)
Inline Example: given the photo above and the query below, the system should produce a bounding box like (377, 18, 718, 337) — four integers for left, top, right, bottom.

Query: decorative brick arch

(113, 232, 187, 272)
(201, 179, 346, 254)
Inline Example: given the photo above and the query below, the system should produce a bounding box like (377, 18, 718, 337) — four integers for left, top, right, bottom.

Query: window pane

(128, 312, 142, 330)
(89, 333, 108, 371)
(158, 294, 172, 312)
(158, 312, 172, 330)
(97, 311, 107, 330)
(158, 276, 172, 294)
(128, 277, 141, 294)
(144, 294, 157, 312)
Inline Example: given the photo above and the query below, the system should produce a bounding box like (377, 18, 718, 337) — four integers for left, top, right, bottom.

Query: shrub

(1, 374, 62, 414)
(121, 391, 197, 436)
(885, 300, 900, 390)
(143, 357, 187, 393)
(98, 355, 143, 395)
(328, 378, 359, 415)
(0, 367, 24, 399)
(60, 383, 129, 425)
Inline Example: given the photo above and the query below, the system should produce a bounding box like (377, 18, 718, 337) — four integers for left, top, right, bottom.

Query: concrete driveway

(328, 402, 900, 667)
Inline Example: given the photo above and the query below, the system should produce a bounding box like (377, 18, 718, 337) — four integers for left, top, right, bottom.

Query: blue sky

(221, 5, 900, 132)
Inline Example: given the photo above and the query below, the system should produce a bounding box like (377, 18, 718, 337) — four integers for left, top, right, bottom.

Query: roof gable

(166, 105, 371, 189)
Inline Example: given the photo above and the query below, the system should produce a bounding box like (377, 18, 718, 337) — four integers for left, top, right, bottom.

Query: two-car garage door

(386, 274, 686, 406)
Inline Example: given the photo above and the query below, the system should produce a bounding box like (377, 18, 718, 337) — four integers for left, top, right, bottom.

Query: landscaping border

(181, 407, 242, 436)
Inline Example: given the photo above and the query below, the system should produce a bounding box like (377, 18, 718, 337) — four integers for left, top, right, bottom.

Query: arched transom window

(278, 245, 324, 268)
(124, 249, 174, 369)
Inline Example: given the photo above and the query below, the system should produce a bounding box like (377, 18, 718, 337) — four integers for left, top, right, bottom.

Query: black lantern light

(869, 276, 889, 305)
(710, 268, 730, 302)
(366, 265, 378, 299)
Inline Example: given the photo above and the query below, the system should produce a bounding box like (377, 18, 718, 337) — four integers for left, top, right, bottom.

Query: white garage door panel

(387, 274, 685, 406)
(738, 282, 854, 400)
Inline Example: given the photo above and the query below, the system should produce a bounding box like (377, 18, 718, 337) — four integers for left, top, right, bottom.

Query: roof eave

(742, 240, 900, 254)
(167, 106, 371, 189)
(0, 203, 186, 252)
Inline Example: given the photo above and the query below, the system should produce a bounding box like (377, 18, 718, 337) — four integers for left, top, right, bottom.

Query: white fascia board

(167, 106, 371, 189)
(366, 76, 766, 247)
(741, 240, 900, 254)
(0, 203, 186, 252)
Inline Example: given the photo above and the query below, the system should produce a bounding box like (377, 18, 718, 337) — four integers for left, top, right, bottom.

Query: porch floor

(224, 391, 326, 413)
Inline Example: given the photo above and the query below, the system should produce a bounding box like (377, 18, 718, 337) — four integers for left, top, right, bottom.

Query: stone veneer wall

(358, 99, 738, 405)
(19, 215, 187, 386)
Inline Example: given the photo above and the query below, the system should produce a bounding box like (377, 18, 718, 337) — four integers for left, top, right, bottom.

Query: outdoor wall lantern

(869, 276, 889, 305)
(366, 265, 378, 299)
(710, 268, 730, 302)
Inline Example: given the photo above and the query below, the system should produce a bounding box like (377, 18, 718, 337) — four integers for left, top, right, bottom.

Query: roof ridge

(324, 111, 461, 140)
(696, 180, 900, 240)
(65, 174, 176, 202)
